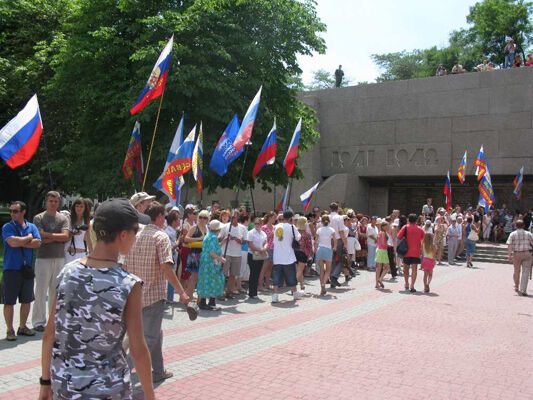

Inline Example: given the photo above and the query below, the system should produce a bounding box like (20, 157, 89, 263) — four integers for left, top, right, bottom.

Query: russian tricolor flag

(513, 166, 524, 200)
(232, 86, 262, 152)
(122, 121, 144, 182)
(162, 124, 196, 201)
(130, 36, 173, 115)
(283, 118, 301, 177)
(252, 119, 277, 178)
(276, 183, 290, 212)
(0, 94, 43, 169)
(154, 113, 185, 203)
(300, 182, 320, 210)
(443, 171, 452, 211)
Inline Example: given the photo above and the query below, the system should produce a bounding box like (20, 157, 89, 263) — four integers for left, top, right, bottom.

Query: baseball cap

(130, 192, 156, 207)
(93, 198, 139, 235)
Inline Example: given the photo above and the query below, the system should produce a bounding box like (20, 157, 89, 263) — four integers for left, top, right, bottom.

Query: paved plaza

(0, 261, 532, 399)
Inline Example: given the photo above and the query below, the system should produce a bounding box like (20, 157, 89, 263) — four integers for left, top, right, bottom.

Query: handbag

(467, 230, 479, 242)
(291, 225, 300, 251)
(252, 251, 268, 261)
(396, 226, 409, 256)
(354, 238, 362, 251)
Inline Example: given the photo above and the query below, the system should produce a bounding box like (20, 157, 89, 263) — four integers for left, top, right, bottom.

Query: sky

(298, 0, 480, 84)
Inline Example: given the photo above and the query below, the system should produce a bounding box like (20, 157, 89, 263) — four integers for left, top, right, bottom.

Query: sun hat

(130, 192, 155, 207)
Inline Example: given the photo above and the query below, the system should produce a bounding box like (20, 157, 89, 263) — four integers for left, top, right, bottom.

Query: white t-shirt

(329, 211, 345, 240)
(316, 226, 335, 248)
(247, 228, 267, 254)
(220, 223, 248, 257)
(273, 223, 301, 265)
(366, 224, 379, 246)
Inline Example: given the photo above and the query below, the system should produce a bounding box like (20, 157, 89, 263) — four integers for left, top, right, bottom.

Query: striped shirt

(506, 229, 533, 252)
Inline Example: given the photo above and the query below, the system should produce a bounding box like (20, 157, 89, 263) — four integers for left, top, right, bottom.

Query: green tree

(0, 0, 326, 202)
(467, 0, 532, 63)
(372, 0, 532, 81)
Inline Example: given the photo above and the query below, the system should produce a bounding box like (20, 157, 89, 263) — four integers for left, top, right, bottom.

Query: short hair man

(32, 191, 70, 331)
(2, 201, 42, 340)
(506, 220, 533, 296)
(271, 211, 304, 303)
(124, 201, 191, 383)
(422, 198, 434, 220)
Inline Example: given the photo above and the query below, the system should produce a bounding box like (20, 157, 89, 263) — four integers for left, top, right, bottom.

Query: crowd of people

(1, 191, 532, 398)
(435, 38, 533, 76)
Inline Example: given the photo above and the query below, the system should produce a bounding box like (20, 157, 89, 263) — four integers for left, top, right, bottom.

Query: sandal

(17, 326, 35, 336)
(379, 282, 384, 289)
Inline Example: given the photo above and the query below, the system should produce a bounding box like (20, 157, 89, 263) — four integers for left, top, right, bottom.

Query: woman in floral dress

(197, 220, 226, 311)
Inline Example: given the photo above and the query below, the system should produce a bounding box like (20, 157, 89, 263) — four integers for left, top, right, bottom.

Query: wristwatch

(39, 377, 52, 386)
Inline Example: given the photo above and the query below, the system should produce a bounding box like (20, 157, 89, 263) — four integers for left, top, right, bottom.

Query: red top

(397, 223, 425, 258)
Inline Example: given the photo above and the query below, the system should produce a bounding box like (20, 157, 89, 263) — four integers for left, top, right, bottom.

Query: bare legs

(296, 262, 306, 291)
(402, 264, 417, 291)
(258, 260, 272, 291)
(319, 260, 331, 295)
(375, 263, 389, 288)
(423, 270, 433, 292)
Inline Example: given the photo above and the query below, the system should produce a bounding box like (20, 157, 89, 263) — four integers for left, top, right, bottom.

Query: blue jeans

(367, 244, 377, 269)
(465, 239, 476, 257)
(504, 53, 515, 68)
(167, 252, 177, 301)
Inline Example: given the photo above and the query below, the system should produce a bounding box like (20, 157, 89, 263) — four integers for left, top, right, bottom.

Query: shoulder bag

(396, 226, 409, 257)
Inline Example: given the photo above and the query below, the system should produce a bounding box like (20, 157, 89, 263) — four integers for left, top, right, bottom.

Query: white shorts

(347, 237, 356, 256)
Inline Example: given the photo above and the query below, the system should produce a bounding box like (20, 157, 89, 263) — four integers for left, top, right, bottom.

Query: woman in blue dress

(197, 220, 226, 311)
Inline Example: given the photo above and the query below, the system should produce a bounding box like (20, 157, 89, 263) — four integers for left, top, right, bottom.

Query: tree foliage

(372, 0, 532, 82)
(0, 0, 326, 202)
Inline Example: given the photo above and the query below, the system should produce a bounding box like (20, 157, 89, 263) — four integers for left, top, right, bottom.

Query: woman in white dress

(64, 198, 90, 264)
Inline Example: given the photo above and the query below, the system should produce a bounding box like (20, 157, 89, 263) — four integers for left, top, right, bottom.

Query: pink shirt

(377, 232, 388, 250)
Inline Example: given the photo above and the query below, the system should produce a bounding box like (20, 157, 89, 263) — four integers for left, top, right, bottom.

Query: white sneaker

(292, 291, 304, 300)
(271, 293, 279, 303)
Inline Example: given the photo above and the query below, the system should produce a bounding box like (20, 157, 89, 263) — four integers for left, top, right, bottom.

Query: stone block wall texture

(198, 68, 533, 215)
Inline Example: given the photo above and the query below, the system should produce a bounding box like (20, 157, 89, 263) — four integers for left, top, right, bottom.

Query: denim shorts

(272, 263, 297, 288)
(316, 246, 333, 262)
(267, 249, 274, 261)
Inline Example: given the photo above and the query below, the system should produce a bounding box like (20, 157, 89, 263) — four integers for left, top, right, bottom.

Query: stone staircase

(444, 242, 509, 264)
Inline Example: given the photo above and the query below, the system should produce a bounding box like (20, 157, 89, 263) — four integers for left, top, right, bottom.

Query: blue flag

(209, 115, 242, 176)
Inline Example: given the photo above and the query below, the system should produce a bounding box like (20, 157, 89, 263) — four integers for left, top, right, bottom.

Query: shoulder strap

(11, 221, 28, 265)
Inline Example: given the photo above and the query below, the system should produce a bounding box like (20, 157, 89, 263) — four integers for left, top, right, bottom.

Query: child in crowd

(421, 232, 437, 293)
(375, 221, 390, 289)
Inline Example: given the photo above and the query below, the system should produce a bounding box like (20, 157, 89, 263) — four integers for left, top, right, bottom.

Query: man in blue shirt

(2, 201, 41, 341)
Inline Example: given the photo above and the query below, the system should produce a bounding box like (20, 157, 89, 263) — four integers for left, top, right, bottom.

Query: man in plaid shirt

(506, 220, 533, 296)
(124, 201, 191, 382)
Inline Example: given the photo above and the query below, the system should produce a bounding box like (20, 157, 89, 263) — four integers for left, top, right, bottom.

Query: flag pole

(273, 186, 277, 211)
(142, 92, 165, 191)
(41, 133, 54, 189)
(235, 143, 251, 206)
(249, 187, 257, 217)
(287, 177, 294, 211)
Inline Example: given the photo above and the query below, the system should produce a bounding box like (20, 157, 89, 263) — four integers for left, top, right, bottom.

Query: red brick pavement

(1, 262, 532, 400)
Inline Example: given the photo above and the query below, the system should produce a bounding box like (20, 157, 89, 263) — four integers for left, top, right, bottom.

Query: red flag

(122, 121, 144, 182)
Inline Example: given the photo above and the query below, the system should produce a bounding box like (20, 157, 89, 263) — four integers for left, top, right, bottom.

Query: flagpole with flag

(128, 36, 174, 190)
(0, 94, 44, 169)
(443, 171, 452, 211)
(122, 121, 144, 188)
(252, 118, 277, 178)
(457, 150, 467, 184)
(283, 118, 302, 207)
(474, 145, 486, 181)
(513, 166, 524, 200)
(153, 113, 185, 204)
(300, 182, 320, 211)
(161, 124, 196, 204)
(192, 122, 204, 197)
